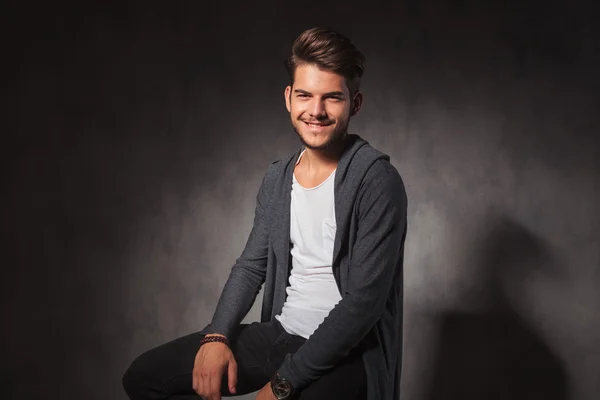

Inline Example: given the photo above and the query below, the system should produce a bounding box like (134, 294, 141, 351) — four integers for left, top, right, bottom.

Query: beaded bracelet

(200, 335, 228, 346)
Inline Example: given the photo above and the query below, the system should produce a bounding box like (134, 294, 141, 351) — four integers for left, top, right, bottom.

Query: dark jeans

(122, 319, 367, 399)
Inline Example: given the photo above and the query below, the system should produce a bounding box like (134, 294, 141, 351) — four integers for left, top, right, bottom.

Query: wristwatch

(270, 372, 294, 399)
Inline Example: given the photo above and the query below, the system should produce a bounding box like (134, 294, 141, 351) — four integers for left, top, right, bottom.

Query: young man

(123, 27, 407, 400)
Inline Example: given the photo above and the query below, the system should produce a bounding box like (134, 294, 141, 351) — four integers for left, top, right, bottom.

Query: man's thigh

(123, 320, 283, 398)
(226, 320, 285, 393)
(295, 349, 367, 400)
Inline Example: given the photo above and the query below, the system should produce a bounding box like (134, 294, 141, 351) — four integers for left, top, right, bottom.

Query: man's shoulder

(354, 143, 401, 181)
(359, 152, 406, 201)
(265, 149, 299, 175)
(260, 152, 296, 187)
(264, 157, 287, 177)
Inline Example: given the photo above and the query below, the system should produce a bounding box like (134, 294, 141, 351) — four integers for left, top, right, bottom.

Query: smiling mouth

(303, 121, 331, 128)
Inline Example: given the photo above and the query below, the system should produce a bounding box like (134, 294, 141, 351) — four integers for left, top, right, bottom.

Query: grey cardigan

(200, 134, 407, 400)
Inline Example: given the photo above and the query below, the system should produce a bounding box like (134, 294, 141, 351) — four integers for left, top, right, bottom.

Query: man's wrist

(200, 334, 228, 347)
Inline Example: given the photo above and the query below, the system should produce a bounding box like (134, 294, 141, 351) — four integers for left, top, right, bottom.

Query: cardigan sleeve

(276, 160, 407, 390)
(199, 161, 278, 339)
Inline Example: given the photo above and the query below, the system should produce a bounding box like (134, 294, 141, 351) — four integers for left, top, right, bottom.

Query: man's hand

(256, 382, 277, 400)
(192, 334, 238, 400)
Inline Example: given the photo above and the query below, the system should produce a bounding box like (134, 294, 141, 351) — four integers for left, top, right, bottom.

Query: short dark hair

(285, 27, 365, 96)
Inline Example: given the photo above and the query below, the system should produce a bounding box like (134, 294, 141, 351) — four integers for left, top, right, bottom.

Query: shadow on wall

(427, 216, 567, 400)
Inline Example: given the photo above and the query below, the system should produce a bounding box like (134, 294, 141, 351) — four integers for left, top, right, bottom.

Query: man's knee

(122, 358, 139, 398)
(122, 353, 151, 399)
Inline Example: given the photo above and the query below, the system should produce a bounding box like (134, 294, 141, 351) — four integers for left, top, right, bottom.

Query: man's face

(285, 64, 361, 151)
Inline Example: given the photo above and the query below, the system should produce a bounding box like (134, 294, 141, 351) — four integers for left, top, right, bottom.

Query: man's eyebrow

(293, 89, 346, 97)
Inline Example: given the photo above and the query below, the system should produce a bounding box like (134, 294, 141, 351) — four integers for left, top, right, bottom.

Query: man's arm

(276, 160, 407, 390)
(200, 161, 278, 339)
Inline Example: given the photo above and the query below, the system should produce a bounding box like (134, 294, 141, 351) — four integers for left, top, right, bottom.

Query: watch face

(272, 378, 292, 398)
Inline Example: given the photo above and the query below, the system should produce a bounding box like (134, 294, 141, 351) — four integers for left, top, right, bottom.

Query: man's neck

(300, 136, 349, 174)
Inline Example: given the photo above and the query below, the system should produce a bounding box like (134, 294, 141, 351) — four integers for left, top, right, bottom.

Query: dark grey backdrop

(3, 1, 599, 399)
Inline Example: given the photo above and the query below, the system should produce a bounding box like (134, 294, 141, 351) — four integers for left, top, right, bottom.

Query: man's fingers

(228, 360, 238, 394)
(195, 376, 206, 399)
(199, 375, 208, 400)
(192, 368, 198, 393)
(200, 371, 210, 399)
(209, 373, 222, 400)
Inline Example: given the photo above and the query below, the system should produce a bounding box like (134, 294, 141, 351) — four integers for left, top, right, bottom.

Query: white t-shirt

(275, 151, 342, 339)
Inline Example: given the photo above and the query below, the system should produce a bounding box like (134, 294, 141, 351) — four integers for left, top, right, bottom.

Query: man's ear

(284, 85, 292, 112)
(350, 91, 363, 116)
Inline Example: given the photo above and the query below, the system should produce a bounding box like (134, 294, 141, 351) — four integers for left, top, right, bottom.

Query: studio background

(3, 1, 599, 399)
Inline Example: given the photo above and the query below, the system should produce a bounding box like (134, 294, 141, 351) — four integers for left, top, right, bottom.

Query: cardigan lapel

(332, 135, 366, 267)
(271, 149, 302, 281)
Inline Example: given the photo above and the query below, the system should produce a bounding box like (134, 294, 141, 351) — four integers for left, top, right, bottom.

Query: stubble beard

(292, 119, 349, 151)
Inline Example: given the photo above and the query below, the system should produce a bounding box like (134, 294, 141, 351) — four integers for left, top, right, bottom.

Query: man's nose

(308, 99, 326, 117)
